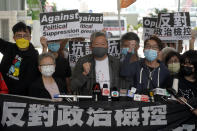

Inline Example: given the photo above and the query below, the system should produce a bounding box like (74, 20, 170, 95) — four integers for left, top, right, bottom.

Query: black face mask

(181, 66, 193, 76)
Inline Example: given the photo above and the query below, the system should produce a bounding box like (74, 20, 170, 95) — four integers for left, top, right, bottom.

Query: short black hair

(165, 51, 181, 66)
(26, 26, 32, 34)
(121, 32, 140, 45)
(12, 22, 28, 35)
(144, 35, 163, 51)
(180, 50, 197, 79)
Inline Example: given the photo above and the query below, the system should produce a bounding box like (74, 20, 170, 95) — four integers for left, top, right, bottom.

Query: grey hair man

(71, 32, 120, 95)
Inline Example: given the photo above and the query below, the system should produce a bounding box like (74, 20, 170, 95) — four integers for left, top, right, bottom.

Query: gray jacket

(71, 54, 120, 95)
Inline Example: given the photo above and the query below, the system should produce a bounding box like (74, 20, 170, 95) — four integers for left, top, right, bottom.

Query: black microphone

(166, 88, 194, 110)
(152, 88, 170, 102)
(111, 87, 119, 101)
(102, 84, 110, 101)
(92, 83, 101, 101)
(119, 88, 128, 101)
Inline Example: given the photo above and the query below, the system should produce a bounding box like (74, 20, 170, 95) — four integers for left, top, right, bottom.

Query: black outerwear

(53, 56, 71, 81)
(0, 38, 39, 96)
(28, 76, 66, 99)
(120, 53, 170, 94)
(71, 54, 120, 95)
(177, 76, 197, 100)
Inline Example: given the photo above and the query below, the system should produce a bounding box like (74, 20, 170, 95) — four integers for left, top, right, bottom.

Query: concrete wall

(0, 0, 25, 11)
(0, 11, 17, 42)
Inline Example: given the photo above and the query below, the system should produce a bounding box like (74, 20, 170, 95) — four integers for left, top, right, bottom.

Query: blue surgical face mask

(65, 43, 69, 49)
(121, 48, 129, 55)
(48, 43, 60, 52)
(121, 48, 135, 55)
(144, 49, 158, 62)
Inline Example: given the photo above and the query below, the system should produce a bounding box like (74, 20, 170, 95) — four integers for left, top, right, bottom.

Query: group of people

(0, 22, 196, 115)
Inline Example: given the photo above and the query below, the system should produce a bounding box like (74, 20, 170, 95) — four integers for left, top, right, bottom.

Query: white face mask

(40, 65, 55, 77)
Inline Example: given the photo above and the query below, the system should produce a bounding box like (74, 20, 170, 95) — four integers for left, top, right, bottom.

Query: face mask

(181, 66, 193, 76)
(16, 38, 30, 49)
(92, 47, 108, 58)
(144, 49, 158, 62)
(121, 48, 135, 55)
(48, 43, 60, 52)
(65, 43, 69, 49)
(40, 65, 55, 77)
(121, 48, 129, 55)
(168, 63, 180, 74)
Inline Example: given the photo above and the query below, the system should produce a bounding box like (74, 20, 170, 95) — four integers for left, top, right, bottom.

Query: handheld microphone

(133, 94, 149, 102)
(153, 88, 170, 102)
(102, 84, 110, 101)
(166, 88, 194, 110)
(119, 88, 128, 101)
(127, 87, 137, 98)
(111, 87, 119, 101)
(92, 83, 101, 101)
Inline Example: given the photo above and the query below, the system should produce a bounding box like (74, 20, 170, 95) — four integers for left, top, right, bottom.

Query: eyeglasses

(40, 64, 54, 67)
(15, 34, 30, 39)
(144, 45, 159, 50)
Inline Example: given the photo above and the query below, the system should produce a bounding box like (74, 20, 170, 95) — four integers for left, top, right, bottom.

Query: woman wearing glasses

(28, 53, 66, 101)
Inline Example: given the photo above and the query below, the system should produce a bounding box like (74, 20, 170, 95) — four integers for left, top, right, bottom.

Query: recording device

(152, 88, 170, 102)
(102, 84, 110, 101)
(54, 94, 92, 102)
(119, 88, 128, 101)
(149, 91, 154, 102)
(166, 88, 194, 111)
(127, 87, 136, 98)
(92, 83, 101, 101)
(111, 87, 119, 101)
(133, 94, 149, 102)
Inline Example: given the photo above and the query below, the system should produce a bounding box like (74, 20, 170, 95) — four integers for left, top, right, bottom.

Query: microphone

(166, 88, 194, 110)
(102, 84, 110, 101)
(127, 87, 137, 98)
(133, 94, 149, 102)
(119, 88, 128, 101)
(92, 83, 101, 101)
(152, 88, 170, 102)
(111, 87, 119, 101)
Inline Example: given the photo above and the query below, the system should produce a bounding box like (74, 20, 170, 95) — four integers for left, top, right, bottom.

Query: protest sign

(155, 12, 191, 40)
(79, 13, 103, 38)
(142, 17, 157, 40)
(40, 10, 80, 41)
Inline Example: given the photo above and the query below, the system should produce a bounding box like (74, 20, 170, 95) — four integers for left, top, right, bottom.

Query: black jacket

(71, 54, 120, 95)
(28, 76, 66, 99)
(0, 38, 39, 95)
(177, 76, 197, 100)
(53, 56, 71, 80)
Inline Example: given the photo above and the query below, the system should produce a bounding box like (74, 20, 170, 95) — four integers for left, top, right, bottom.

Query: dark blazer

(71, 54, 120, 95)
(28, 76, 66, 99)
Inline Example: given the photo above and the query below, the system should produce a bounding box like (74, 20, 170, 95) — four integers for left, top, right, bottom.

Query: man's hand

(128, 40, 136, 53)
(40, 36, 48, 53)
(192, 108, 197, 116)
(82, 62, 91, 76)
(177, 97, 187, 105)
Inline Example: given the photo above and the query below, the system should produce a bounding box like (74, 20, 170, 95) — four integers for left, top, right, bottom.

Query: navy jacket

(120, 53, 170, 94)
